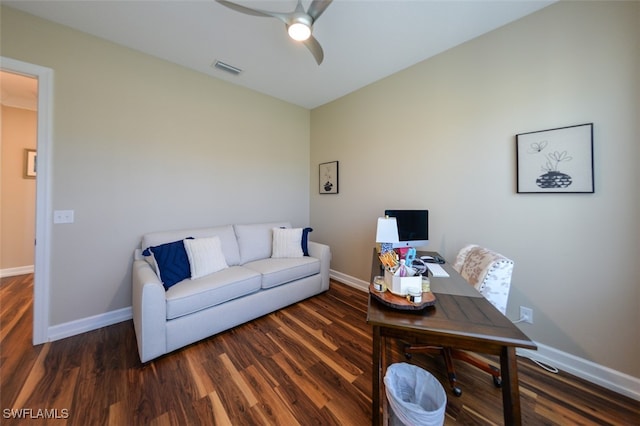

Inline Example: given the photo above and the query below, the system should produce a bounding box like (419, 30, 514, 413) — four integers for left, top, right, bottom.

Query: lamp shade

(376, 217, 399, 243)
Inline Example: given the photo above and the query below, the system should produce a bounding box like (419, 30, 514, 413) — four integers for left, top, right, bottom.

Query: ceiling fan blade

(303, 35, 324, 65)
(306, 0, 333, 22)
(216, 0, 287, 23)
(294, 0, 306, 14)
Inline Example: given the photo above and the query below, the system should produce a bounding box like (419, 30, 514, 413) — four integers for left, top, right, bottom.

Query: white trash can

(384, 362, 447, 426)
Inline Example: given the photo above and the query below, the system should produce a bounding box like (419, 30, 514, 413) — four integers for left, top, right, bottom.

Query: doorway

(1, 57, 53, 345)
(1, 71, 37, 277)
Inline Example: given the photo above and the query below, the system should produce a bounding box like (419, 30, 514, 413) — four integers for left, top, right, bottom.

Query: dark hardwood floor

(1, 274, 638, 425)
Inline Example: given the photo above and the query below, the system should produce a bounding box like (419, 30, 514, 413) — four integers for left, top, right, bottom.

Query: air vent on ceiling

(212, 60, 242, 76)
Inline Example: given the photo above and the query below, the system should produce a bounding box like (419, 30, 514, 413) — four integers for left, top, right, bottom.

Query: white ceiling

(3, 0, 554, 109)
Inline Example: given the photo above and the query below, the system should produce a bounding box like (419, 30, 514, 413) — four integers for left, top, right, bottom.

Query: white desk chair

(405, 244, 515, 396)
(453, 244, 514, 315)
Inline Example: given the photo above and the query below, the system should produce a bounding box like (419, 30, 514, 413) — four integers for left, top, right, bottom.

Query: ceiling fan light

(288, 22, 311, 41)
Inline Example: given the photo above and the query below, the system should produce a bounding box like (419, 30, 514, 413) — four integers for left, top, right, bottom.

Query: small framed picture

(319, 161, 339, 194)
(516, 123, 594, 193)
(24, 149, 37, 179)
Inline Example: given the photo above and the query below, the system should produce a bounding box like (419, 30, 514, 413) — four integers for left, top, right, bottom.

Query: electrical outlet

(53, 210, 74, 224)
(520, 306, 533, 324)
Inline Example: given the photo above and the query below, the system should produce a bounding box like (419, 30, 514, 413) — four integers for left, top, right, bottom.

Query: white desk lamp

(376, 216, 399, 253)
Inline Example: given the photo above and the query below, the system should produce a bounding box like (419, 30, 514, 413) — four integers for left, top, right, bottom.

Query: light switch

(53, 210, 74, 224)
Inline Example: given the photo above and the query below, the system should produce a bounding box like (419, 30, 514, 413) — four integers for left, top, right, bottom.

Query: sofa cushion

(234, 222, 290, 264)
(142, 225, 241, 266)
(243, 257, 320, 289)
(142, 239, 192, 290)
(184, 236, 228, 279)
(165, 266, 261, 320)
(271, 227, 304, 258)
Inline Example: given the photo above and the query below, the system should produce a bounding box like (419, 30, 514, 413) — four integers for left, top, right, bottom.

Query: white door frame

(1, 56, 53, 344)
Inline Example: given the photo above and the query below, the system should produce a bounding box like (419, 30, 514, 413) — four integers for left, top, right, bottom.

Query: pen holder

(384, 269, 421, 296)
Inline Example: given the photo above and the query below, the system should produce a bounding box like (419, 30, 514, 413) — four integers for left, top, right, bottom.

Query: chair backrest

(453, 244, 514, 314)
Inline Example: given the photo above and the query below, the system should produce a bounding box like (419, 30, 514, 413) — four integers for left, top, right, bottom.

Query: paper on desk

(428, 272, 483, 298)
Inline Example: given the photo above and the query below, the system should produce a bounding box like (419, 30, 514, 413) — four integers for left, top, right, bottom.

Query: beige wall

(311, 1, 639, 377)
(1, 7, 311, 325)
(1, 105, 37, 270)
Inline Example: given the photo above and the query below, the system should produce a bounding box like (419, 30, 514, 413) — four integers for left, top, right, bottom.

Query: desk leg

(500, 346, 522, 425)
(372, 325, 382, 425)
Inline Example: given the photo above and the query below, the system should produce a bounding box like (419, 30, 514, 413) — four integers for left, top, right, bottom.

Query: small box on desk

(384, 270, 421, 296)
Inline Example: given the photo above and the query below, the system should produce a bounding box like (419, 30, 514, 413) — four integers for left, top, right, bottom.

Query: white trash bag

(384, 362, 447, 426)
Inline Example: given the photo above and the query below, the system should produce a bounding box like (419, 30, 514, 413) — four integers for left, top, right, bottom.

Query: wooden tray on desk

(369, 284, 436, 310)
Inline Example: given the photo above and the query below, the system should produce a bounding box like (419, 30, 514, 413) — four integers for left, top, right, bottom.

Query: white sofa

(132, 221, 331, 362)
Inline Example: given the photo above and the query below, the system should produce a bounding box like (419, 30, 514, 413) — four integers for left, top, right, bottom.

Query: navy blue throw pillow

(142, 238, 193, 290)
(302, 227, 313, 256)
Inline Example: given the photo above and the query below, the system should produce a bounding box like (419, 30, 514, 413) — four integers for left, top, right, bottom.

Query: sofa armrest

(132, 259, 167, 362)
(307, 241, 331, 291)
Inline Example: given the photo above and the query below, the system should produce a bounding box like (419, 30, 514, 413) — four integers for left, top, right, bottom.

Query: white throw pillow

(271, 228, 303, 258)
(183, 236, 228, 279)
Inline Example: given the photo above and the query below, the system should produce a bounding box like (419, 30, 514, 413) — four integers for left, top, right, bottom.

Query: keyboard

(426, 263, 450, 277)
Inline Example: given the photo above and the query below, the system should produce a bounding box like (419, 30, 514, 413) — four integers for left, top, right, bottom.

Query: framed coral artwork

(516, 123, 594, 193)
(319, 161, 338, 194)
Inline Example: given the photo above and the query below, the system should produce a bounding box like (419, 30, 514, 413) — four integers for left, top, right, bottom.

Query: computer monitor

(384, 209, 429, 248)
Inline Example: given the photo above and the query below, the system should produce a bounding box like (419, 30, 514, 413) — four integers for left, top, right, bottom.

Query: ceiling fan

(216, 0, 333, 65)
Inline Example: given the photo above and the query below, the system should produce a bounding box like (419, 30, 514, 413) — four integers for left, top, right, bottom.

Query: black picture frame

(516, 123, 594, 193)
(319, 161, 339, 194)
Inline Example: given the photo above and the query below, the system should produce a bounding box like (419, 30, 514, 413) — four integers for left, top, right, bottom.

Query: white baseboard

(330, 269, 640, 401)
(0, 265, 34, 278)
(517, 344, 640, 401)
(48, 306, 132, 342)
(330, 269, 369, 292)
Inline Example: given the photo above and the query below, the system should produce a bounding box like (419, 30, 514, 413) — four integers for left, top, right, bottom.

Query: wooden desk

(367, 249, 536, 425)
